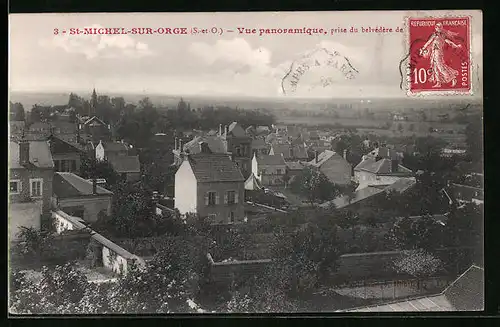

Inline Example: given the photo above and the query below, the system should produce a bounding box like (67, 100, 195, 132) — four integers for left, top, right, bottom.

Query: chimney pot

(219, 124, 222, 136)
(174, 137, 178, 151)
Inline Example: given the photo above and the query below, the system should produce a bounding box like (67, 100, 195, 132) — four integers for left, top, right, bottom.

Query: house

(448, 183, 484, 205)
(95, 140, 131, 161)
(269, 143, 308, 162)
(285, 161, 305, 179)
(305, 150, 352, 185)
(174, 153, 245, 225)
(52, 172, 113, 222)
(79, 116, 112, 143)
(252, 153, 287, 186)
(222, 122, 253, 178)
(173, 122, 253, 178)
(9, 140, 54, 238)
(354, 145, 413, 191)
(47, 135, 84, 174)
(321, 177, 416, 210)
(251, 137, 268, 156)
(244, 173, 263, 191)
(108, 156, 141, 182)
(341, 265, 484, 312)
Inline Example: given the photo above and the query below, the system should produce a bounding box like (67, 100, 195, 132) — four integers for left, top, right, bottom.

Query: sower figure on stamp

(419, 22, 462, 88)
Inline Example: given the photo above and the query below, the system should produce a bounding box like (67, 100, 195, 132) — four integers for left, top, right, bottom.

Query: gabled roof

(108, 156, 141, 173)
(321, 178, 416, 209)
(271, 144, 308, 160)
(84, 116, 107, 126)
(187, 153, 244, 183)
(245, 173, 263, 191)
(184, 136, 226, 154)
(100, 141, 130, 153)
(48, 135, 84, 154)
(354, 157, 412, 175)
(228, 122, 247, 137)
(53, 172, 113, 198)
(307, 150, 347, 168)
(9, 141, 54, 169)
(255, 154, 286, 166)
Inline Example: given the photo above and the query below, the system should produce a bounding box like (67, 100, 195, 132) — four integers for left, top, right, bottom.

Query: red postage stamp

(406, 16, 471, 95)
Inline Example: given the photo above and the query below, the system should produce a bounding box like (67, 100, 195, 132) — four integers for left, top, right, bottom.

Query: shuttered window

(206, 191, 217, 206)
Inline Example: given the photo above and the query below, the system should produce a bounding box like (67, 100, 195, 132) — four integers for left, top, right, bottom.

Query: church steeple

(89, 88, 97, 116)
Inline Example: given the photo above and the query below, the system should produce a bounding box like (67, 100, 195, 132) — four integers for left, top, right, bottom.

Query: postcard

(8, 10, 483, 314)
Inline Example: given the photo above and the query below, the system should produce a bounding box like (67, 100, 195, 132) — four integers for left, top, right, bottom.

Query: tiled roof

(101, 141, 130, 153)
(53, 172, 113, 198)
(307, 150, 346, 168)
(228, 122, 246, 137)
(286, 161, 305, 170)
(256, 154, 286, 166)
(385, 177, 417, 193)
(443, 265, 484, 311)
(271, 144, 308, 160)
(184, 136, 226, 154)
(187, 153, 244, 183)
(354, 157, 412, 175)
(321, 186, 384, 209)
(321, 178, 416, 209)
(109, 156, 141, 173)
(9, 141, 54, 169)
(341, 265, 484, 312)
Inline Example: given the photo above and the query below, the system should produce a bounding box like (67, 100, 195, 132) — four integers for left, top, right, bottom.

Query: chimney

(19, 140, 30, 166)
(315, 150, 318, 163)
(92, 179, 97, 195)
(225, 125, 229, 136)
(391, 159, 399, 173)
(219, 124, 222, 136)
(174, 137, 178, 151)
(179, 139, 183, 152)
(289, 147, 294, 158)
(343, 149, 347, 160)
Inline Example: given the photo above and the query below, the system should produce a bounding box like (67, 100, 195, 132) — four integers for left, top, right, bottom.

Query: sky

(9, 10, 482, 99)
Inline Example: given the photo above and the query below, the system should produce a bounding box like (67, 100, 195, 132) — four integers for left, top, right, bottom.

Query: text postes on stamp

(407, 16, 471, 96)
(281, 48, 359, 95)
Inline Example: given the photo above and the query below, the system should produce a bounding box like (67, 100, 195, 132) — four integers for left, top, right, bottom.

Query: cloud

(39, 24, 154, 60)
(189, 38, 273, 75)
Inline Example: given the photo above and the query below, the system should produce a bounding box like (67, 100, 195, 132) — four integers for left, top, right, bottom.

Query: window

(229, 212, 235, 223)
(10, 180, 21, 194)
(226, 191, 236, 205)
(236, 147, 241, 156)
(61, 160, 68, 172)
(276, 169, 283, 175)
(71, 160, 77, 172)
(29, 178, 43, 197)
(206, 191, 217, 206)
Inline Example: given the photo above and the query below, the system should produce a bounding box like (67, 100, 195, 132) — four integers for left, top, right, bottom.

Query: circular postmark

(281, 48, 359, 95)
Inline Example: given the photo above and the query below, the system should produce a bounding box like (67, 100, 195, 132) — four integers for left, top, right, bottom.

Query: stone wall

(52, 210, 145, 275)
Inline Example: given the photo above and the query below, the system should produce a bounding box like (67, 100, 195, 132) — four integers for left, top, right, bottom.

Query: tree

(10, 102, 25, 121)
(79, 154, 120, 187)
(393, 248, 443, 280)
(386, 215, 444, 252)
(289, 167, 341, 205)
